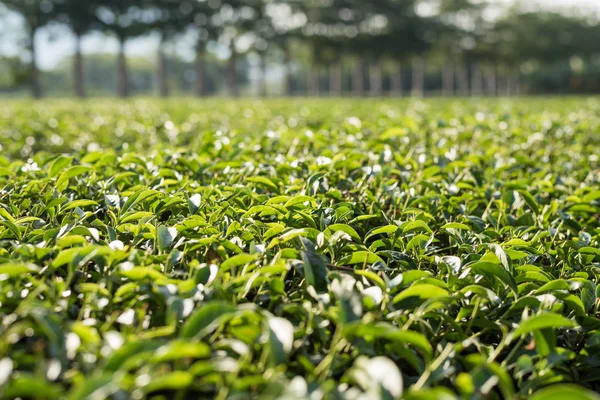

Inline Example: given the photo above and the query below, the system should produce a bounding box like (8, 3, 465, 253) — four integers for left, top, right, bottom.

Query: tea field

(0, 98, 600, 399)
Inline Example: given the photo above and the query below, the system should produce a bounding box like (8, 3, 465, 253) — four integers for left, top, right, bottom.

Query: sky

(1, 0, 599, 70)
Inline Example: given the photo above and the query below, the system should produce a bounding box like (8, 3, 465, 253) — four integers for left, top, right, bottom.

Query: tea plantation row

(0, 98, 599, 399)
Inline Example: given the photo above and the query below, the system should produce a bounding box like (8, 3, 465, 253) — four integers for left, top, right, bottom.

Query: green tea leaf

(530, 385, 600, 400)
(513, 313, 575, 339)
(181, 302, 237, 339)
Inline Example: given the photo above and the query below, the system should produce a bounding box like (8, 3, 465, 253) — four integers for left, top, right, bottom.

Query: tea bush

(0, 98, 599, 399)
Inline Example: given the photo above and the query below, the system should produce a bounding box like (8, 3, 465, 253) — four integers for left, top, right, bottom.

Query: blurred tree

(431, 0, 489, 96)
(43, 51, 232, 96)
(176, 0, 219, 97)
(214, 0, 264, 97)
(146, 0, 186, 97)
(0, 56, 32, 90)
(1, 0, 57, 97)
(243, 0, 271, 97)
(365, 0, 436, 97)
(298, 0, 377, 96)
(494, 9, 598, 95)
(53, 0, 100, 98)
(95, 0, 155, 98)
(3, 0, 600, 98)
(262, 1, 306, 96)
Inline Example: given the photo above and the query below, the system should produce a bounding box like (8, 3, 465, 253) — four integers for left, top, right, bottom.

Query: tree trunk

(308, 64, 320, 96)
(226, 40, 238, 97)
(507, 68, 520, 96)
(499, 73, 509, 97)
(471, 63, 483, 96)
(457, 63, 469, 96)
(73, 33, 85, 98)
(442, 64, 454, 96)
(352, 57, 364, 97)
(485, 65, 497, 96)
(283, 43, 294, 97)
(369, 60, 383, 97)
(283, 45, 293, 96)
(258, 52, 267, 97)
(157, 40, 169, 98)
(411, 56, 425, 98)
(195, 44, 206, 97)
(117, 38, 129, 98)
(29, 27, 42, 98)
(390, 63, 402, 96)
(329, 61, 342, 96)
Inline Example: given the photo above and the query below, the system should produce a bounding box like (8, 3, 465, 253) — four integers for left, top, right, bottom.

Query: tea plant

(0, 98, 599, 399)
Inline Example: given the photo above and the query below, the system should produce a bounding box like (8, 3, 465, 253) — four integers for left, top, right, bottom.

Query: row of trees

(2, 0, 600, 98)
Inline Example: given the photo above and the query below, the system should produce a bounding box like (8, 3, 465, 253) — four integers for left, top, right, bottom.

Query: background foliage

(1, 0, 600, 97)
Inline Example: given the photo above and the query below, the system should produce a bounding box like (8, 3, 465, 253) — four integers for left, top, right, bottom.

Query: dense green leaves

(393, 283, 450, 308)
(0, 98, 599, 398)
(181, 302, 238, 339)
(512, 313, 575, 339)
(0, 263, 40, 277)
(301, 238, 328, 292)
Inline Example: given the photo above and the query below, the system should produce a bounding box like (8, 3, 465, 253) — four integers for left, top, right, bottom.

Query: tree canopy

(1, 0, 599, 96)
